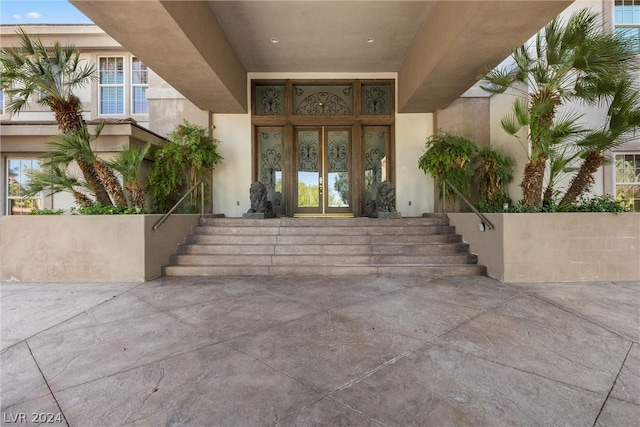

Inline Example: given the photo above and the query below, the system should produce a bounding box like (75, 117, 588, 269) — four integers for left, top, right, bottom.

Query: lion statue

(369, 181, 396, 217)
(247, 181, 273, 214)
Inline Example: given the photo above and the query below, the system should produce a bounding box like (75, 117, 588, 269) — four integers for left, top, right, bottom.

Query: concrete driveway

(1, 276, 638, 426)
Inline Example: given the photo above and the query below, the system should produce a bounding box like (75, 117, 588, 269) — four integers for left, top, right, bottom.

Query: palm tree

(1, 27, 113, 205)
(560, 77, 640, 206)
(41, 122, 127, 208)
(481, 9, 637, 209)
(24, 164, 94, 207)
(105, 144, 151, 209)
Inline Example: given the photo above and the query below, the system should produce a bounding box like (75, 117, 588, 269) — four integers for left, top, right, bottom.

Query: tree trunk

(94, 161, 128, 208)
(542, 185, 554, 207)
(76, 158, 113, 206)
(72, 191, 94, 207)
(520, 155, 547, 209)
(50, 96, 114, 206)
(560, 151, 605, 206)
(126, 182, 145, 209)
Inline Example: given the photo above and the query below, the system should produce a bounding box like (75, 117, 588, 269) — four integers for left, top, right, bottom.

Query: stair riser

(200, 217, 448, 227)
(179, 243, 470, 256)
(194, 225, 453, 236)
(164, 265, 486, 277)
(171, 254, 477, 266)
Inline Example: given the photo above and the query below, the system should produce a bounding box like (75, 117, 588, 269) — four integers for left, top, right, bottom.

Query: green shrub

(505, 194, 629, 213)
(148, 120, 223, 213)
(70, 203, 145, 215)
(30, 208, 65, 215)
(418, 131, 478, 200)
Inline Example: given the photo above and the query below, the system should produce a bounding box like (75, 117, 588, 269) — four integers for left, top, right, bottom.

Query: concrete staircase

(163, 216, 486, 277)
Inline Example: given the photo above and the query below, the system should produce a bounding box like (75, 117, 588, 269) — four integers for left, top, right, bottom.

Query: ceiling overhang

(70, 0, 574, 114)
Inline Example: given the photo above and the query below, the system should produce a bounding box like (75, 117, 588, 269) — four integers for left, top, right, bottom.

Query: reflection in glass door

(295, 127, 351, 216)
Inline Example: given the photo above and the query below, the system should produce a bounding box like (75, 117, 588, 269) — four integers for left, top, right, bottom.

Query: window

(131, 58, 148, 114)
(615, 153, 640, 211)
(615, 0, 640, 53)
(98, 56, 149, 116)
(7, 159, 41, 215)
(99, 57, 124, 115)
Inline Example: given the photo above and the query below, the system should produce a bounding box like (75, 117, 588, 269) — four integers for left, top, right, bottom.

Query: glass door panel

(363, 127, 389, 214)
(257, 128, 283, 213)
(295, 127, 352, 216)
(327, 130, 350, 208)
(296, 129, 321, 210)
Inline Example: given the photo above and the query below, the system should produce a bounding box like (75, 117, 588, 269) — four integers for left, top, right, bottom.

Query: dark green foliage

(476, 147, 515, 204)
(418, 131, 478, 200)
(148, 121, 223, 213)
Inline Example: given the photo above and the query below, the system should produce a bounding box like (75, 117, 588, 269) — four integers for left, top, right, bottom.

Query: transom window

(6, 158, 41, 215)
(615, 153, 640, 211)
(98, 56, 148, 116)
(615, 0, 640, 52)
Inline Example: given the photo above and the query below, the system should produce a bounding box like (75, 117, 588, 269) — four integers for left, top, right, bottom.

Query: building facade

(1, 0, 639, 218)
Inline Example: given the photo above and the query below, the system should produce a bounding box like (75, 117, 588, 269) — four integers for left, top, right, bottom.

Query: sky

(1, 0, 93, 25)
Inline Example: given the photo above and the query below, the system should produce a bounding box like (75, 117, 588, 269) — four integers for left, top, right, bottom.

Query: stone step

(171, 253, 477, 266)
(193, 224, 453, 236)
(178, 242, 470, 256)
(164, 216, 484, 278)
(163, 264, 486, 277)
(185, 233, 463, 245)
(200, 217, 449, 227)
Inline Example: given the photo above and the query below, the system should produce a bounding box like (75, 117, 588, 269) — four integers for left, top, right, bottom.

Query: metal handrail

(153, 180, 205, 230)
(442, 179, 495, 231)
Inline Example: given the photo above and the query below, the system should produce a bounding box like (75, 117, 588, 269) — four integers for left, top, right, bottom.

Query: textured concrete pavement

(1, 276, 638, 426)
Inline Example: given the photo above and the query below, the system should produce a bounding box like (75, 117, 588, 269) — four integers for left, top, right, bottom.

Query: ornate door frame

(252, 79, 395, 217)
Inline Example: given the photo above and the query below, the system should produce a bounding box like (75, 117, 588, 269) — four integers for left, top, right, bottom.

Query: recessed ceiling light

(365, 37, 375, 43)
(270, 38, 279, 44)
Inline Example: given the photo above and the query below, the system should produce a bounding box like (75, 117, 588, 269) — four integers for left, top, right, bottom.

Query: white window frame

(130, 57, 149, 115)
(614, 0, 640, 52)
(6, 158, 42, 215)
(98, 56, 125, 116)
(614, 152, 640, 212)
(97, 56, 149, 117)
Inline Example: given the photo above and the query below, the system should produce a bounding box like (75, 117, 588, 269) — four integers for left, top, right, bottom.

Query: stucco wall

(0, 214, 198, 282)
(448, 212, 640, 282)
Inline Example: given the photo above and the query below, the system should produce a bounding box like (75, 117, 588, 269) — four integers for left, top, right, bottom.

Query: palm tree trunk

(560, 151, 605, 206)
(94, 161, 128, 208)
(126, 182, 146, 209)
(542, 185, 554, 207)
(521, 155, 547, 208)
(50, 97, 114, 206)
(49, 96, 84, 133)
(76, 158, 112, 206)
(72, 191, 94, 206)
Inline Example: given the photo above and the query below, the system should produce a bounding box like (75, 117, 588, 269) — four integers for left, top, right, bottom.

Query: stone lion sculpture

(369, 181, 396, 217)
(247, 181, 273, 214)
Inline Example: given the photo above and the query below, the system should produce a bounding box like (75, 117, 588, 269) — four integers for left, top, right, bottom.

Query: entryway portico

(252, 80, 394, 217)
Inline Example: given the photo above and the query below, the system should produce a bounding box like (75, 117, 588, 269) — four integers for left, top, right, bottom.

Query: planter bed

(447, 212, 640, 282)
(0, 214, 200, 282)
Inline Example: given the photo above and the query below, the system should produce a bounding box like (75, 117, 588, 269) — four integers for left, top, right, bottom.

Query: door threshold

(293, 213, 355, 218)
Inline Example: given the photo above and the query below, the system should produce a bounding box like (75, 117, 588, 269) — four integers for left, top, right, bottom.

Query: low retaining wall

(0, 215, 200, 282)
(448, 213, 640, 283)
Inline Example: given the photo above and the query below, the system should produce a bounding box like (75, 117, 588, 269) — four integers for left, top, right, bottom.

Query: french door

(294, 126, 352, 217)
